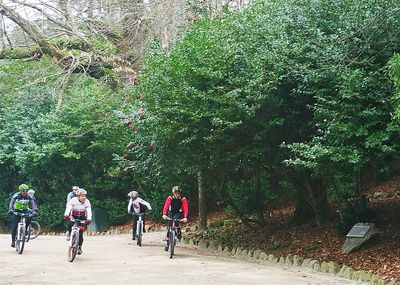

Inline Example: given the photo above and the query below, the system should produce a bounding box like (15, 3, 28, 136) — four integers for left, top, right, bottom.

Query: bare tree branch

(0, 0, 64, 58)
(9, 0, 72, 31)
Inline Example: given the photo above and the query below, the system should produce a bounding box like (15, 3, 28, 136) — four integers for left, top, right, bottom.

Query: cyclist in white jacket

(64, 188, 92, 255)
(128, 191, 151, 240)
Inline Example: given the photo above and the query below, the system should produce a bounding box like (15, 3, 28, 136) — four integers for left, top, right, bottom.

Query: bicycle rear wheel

(29, 221, 41, 240)
(16, 225, 26, 254)
(169, 230, 175, 258)
(68, 230, 79, 262)
(137, 223, 142, 247)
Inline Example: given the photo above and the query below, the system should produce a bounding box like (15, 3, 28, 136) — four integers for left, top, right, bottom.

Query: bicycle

(133, 212, 147, 246)
(67, 218, 86, 262)
(166, 216, 185, 259)
(26, 217, 41, 242)
(13, 212, 33, 254)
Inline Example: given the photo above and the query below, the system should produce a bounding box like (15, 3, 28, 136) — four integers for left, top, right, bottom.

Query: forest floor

(201, 176, 400, 282)
(113, 176, 400, 282)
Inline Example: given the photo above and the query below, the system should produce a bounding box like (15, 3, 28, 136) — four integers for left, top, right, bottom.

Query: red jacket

(162, 196, 188, 218)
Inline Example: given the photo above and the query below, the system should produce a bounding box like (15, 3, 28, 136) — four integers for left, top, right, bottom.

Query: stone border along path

(40, 230, 397, 285)
(181, 236, 398, 285)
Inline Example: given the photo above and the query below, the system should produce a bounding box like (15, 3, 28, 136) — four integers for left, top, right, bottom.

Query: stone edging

(181, 237, 399, 285)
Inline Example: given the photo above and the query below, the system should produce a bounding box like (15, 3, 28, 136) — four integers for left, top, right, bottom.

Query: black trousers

(132, 214, 146, 236)
(11, 213, 32, 242)
(166, 212, 183, 240)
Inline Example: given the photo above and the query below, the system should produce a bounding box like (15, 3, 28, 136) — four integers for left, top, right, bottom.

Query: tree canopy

(1, 0, 400, 233)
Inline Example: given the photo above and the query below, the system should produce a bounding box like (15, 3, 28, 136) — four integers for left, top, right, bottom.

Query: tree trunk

(0, 14, 4, 52)
(253, 170, 266, 225)
(0, 47, 42, 59)
(303, 174, 328, 227)
(288, 170, 328, 227)
(88, 0, 94, 19)
(291, 187, 314, 225)
(198, 171, 207, 230)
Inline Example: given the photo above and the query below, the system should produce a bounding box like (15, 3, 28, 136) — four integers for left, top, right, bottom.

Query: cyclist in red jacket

(162, 186, 188, 251)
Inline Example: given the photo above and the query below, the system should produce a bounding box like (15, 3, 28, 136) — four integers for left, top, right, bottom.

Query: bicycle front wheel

(29, 221, 41, 240)
(25, 225, 31, 242)
(16, 226, 26, 254)
(169, 230, 175, 258)
(68, 230, 79, 262)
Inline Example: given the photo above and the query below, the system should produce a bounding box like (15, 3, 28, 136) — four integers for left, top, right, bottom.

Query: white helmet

(77, 188, 87, 196)
(27, 189, 35, 196)
(129, 191, 139, 198)
(72, 186, 80, 194)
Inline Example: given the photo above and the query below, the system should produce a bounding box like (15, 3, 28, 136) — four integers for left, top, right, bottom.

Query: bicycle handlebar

(166, 217, 186, 222)
(12, 211, 33, 217)
(69, 217, 86, 223)
(131, 211, 152, 217)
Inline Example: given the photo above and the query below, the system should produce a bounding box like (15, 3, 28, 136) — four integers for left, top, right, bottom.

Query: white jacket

(64, 197, 92, 220)
(128, 198, 152, 215)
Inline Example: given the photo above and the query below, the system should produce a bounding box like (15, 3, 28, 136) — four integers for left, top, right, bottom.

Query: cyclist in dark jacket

(162, 186, 188, 251)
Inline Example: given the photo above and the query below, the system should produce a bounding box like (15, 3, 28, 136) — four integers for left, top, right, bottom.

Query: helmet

(18, 184, 29, 192)
(172, 186, 181, 194)
(77, 188, 87, 196)
(129, 191, 139, 198)
(72, 186, 79, 193)
(27, 189, 35, 196)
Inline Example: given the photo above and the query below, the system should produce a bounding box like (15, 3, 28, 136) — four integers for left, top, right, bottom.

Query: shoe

(132, 236, 136, 240)
(11, 242, 15, 248)
(78, 247, 82, 255)
(164, 245, 169, 252)
(66, 234, 70, 241)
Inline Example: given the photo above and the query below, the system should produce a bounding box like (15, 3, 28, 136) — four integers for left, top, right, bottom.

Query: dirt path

(0, 232, 366, 285)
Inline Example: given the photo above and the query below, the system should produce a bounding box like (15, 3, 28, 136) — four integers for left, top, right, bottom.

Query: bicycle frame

(166, 217, 185, 258)
(132, 212, 148, 246)
(135, 213, 145, 237)
(17, 217, 27, 240)
(13, 212, 32, 254)
(68, 218, 85, 262)
(167, 217, 183, 233)
(70, 219, 85, 247)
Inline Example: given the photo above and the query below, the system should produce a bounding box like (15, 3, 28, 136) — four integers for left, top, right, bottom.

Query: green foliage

(198, 227, 230, 245)
(271, 240, 286, 250)
(0, 192, 12, 228)
(49, 37, 90, 51)
(305, 242, 318, 252)
(208, 220, 224, 229)
(91, 198, 128, 225)
(131, 0, 400, 226)
(35, 196, 66, 230)
(49, 36, 118, 56)
(91, 38, 118, 55)
(2, 0, 400, 230)
(0, 56, 133, 228)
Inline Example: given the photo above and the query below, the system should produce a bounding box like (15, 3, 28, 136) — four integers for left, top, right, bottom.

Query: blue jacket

(9, 193, 34, 213)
